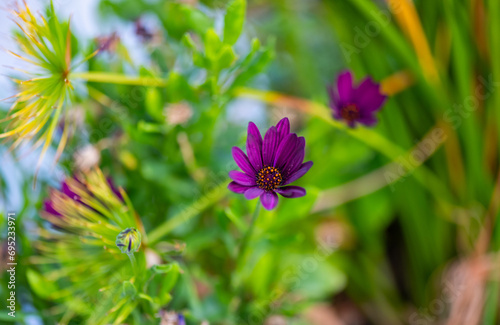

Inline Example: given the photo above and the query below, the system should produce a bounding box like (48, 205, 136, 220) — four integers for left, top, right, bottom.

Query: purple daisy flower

(228, 117, 313, 211)
(328, 70, 387, 128)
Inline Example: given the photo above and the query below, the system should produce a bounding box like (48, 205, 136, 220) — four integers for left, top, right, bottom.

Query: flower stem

(70, 72, 167, 87)
(127, 253, 138, 277)
(147, 182, 228, 245)
(236, 202, 261, 267)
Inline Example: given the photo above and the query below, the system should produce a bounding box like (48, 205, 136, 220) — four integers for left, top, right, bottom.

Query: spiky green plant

(0, 2, 91, 175)
(31, 168, 180, 324)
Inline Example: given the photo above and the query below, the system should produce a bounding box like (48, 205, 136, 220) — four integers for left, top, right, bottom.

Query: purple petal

(229, 170, 256, 186)
(328, 85, 342, 118)
(273, 133, 298, 171)
(276, 117, 290, 142)
(336, 70, 354, 106)
(232, 147, 255, 176)
(355, 77, 387, 112)
(248, 122, 263, 147)
(44, 200, 61, 216)
(275, 186, 306, 198)
(228, 181, 252, 194)
(327, 84, 338, 106)
(107, 177, 124, 201)
(247, 134, 263, 171)
(61, 180, 80, 201)
(244, 187, 264, 200)
(260, 191, 279, 210)
(284, 161, 313, 185)
(331, 105, 342, 120)
(262, 126, 279, 166)
(281, 137, 305, 178)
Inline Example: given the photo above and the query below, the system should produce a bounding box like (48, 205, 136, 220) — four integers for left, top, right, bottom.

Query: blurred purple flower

(61, 179, 81, 201)
(328, 70, 387, 127)
(43, 176, 124, 219)
(135, 19, 154, 42)
(159, 310, 185, 325)
(177, 314, 186, 325)
(107, 177, 124, 201)
(228, 118, 313, 210)
(96, 32, 119, 53)
(43, 200, 61, 217)
(43, 178, 81, 219)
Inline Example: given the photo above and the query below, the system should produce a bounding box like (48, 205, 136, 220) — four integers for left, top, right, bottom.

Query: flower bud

(116, 228, 141, 254)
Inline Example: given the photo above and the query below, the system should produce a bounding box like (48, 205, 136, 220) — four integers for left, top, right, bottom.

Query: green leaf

(205, 28, 222, 61)
(162, 3, 212, 40)
(149, 263, 179, 306)
(152, 263, 175, 274)
(223, 0, 246, 45)
(293, 262, 346, 300)
(482, 281, 499, 325)
(182, 34, 206, 67)
(250, 37, 261, 52)
(138, 293, 154, 304)
(217, 45, 237, 71)
(26, 268, 58, 299)
(231, 39, 274, 88)
(159, 263, 180, 292)
(182, 33, 198, 51)
(122, 281, 137, 299)
(193, 52, 207, 67)
(138, 120, 163, 133)
(145, 88, 163, 122)
(165, 72, 195, 102)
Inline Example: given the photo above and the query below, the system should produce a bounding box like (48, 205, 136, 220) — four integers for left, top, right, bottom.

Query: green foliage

(26, 269, 58, 299)
(224, 0, 247, 45)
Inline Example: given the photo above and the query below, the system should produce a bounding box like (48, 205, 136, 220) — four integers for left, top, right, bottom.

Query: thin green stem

(127, 253, 138, 277)
(230, 202, 261, 294)
(70, 72, 167, 87)
(236, 202, 261, 266)
(147, 182, 227, 245)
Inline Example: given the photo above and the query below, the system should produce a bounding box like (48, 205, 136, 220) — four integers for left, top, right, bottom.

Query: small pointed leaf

(223, 0, 246, 45)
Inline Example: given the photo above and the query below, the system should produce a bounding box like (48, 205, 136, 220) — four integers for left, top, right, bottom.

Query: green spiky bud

(116, 228, 141, 254)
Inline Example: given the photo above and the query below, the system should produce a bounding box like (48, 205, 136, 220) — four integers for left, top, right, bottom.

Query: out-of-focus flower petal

(260, 191, 279, 210)
(284, 161, 314, 185)
(275, 186, 306, 198)
(229, 170, 256, 186)
(232, 147, 256, 176)
(244, 187, 265, 200)
(262, 126, 279, 166)
(228, 181, 252, 194)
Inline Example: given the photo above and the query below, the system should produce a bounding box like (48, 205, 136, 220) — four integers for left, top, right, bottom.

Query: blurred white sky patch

(0, 143, 64, 212)
(226, 97, 267, 127)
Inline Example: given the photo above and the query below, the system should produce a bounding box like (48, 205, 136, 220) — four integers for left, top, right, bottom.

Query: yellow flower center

(256, 166, 283, 191)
